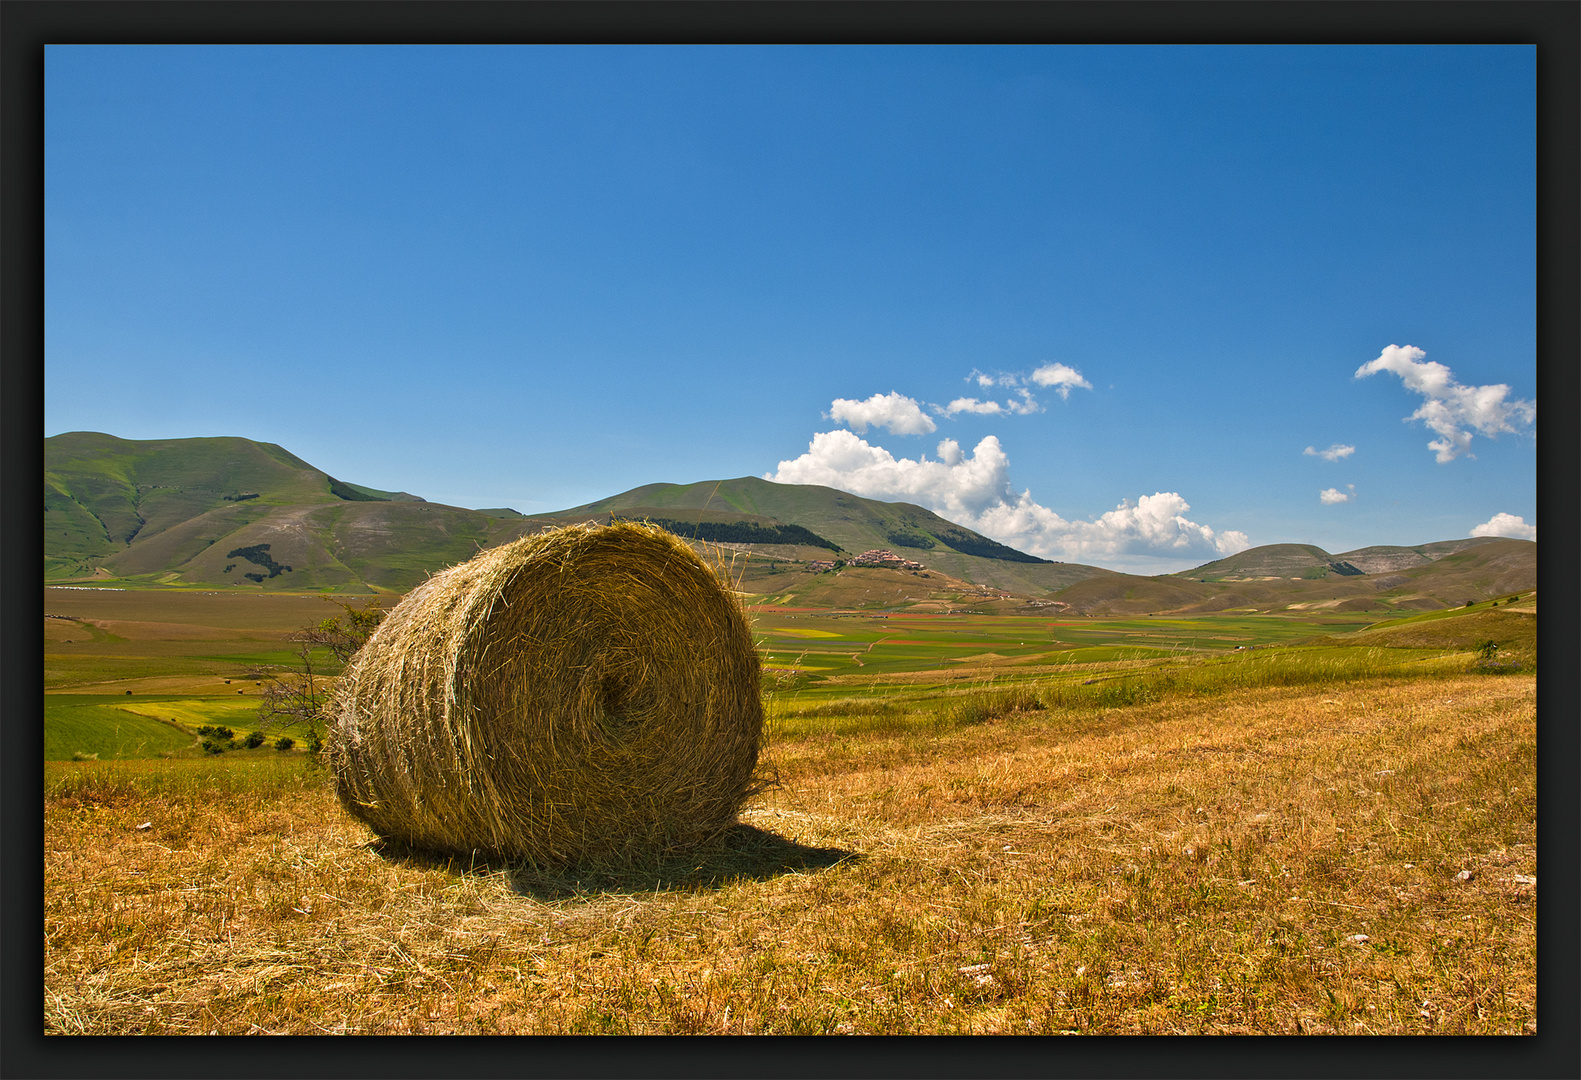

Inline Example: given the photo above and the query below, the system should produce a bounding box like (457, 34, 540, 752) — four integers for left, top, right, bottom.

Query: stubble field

(42, 586, 1537, 1035)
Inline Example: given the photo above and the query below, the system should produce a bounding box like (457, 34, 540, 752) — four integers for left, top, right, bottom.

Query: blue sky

(45, 45, 1537, 573)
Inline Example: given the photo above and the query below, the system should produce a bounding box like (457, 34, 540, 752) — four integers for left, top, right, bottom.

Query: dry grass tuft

(327, 522, 765, 866)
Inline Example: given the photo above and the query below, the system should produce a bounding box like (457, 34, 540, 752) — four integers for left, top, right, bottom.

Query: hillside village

(807, 548, 929, 573)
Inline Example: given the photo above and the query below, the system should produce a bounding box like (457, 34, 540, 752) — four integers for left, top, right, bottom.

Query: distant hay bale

(327, 521, 765, 865)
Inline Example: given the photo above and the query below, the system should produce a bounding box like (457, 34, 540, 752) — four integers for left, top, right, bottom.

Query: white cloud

(1320, 486, 1354, 505)
(826, 391, 937, 435)
(1355, 344, 1535, 463)
(937, 389, 1041, 418)
(769, 430, 1011, 517)
(1030, 362, 1093, 400)
(766, 430, 1250, 568)
(1007, 388, 1042, 415)
(1304, 443, 1356, 462)
(934, 362, 1090, 419)
(1470, 512, 1536, 541)
(941, 397, 1004, 417)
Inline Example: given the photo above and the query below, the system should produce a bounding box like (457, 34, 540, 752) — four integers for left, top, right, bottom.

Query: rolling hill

(1175, 537, 1509, 582)
(554, 477, 1113, 595)
(43, 433, 1536, 612)
(45, 432, 554, 592)
(1051, 538, 1535, 616)
(42, 435, 1111, 594)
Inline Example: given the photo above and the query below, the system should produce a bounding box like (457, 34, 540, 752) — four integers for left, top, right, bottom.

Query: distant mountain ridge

(45, 432, 515, 591)
(553, 476, 1103, 593)
(42, 433, 1536, 613)
(42, 434, 1108, 594)
(1174, 538, 1507, 582)
(1061, 536, 1534, 616)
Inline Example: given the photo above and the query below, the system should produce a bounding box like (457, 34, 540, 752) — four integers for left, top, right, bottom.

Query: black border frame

(5, 4, 1576, 1078)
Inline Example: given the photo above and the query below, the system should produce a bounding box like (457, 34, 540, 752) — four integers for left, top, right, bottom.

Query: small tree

(256, 596, 386, 757)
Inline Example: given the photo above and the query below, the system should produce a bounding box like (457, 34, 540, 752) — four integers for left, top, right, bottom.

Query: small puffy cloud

(941, 397, 1005, 417)
(827, 391, 937, 436)
(1470, 512, 1536, 541)
(1356, 345, 1535, 463)
(1320, 486, 1354, 505)
(940, 362, 1091, 417)
(1304, 443, 1356, 462)
(1030, 362, 1093, 400)
(1007, 388, 1042, 415)
(937, 389, 1042, 418)
(766, 430, 1250, 568)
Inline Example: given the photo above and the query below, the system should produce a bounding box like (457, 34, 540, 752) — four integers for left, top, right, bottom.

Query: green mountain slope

(47, 432, 337, 572)
(553, 476, 1112, 594)
(44, 436, 1110, 595)
(43, 435, 1535, 612)
(44, 432, 548, 592)
(1175, 537, 1506, 582)
(1056, 538, 1535, 616)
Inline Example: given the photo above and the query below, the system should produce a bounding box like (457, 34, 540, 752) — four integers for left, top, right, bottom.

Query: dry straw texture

(328, 521, 764, 865)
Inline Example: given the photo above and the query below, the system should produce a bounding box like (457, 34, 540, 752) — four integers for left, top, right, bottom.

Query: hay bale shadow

(365, 823, 858, 901)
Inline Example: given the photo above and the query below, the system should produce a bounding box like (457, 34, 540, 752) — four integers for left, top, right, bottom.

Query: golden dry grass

(45, 673, 1534, 1034)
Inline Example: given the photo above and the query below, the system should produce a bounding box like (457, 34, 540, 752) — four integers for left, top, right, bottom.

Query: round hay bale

(327, 521, 765, 865)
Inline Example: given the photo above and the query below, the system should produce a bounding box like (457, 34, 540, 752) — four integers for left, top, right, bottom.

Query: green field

(43, 585, 1533, 762)
(43, 694, 321, 761)
(748, 607, 1402, 696)
(43, 699, 196, 760)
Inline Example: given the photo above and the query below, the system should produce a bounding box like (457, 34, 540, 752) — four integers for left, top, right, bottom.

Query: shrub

(196, 725, 236, 742)
(200, 739, 225, 755)
(274, 736, 295, 752)
(242, 730, 266, 749)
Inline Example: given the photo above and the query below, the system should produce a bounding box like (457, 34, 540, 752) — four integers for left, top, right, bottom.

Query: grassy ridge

(44, 433, 552, 591)
(1053, 545, 1534, 616)
(557, 476, 1107, 594)
(1176, 537, 1505, 582)
(45, 436, 1114, 594)
(45, 435, 1537, 612)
